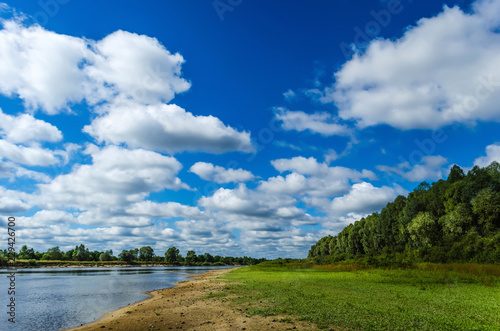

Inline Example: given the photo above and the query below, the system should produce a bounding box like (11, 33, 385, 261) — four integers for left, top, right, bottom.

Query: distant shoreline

(0, 261, 245, 269)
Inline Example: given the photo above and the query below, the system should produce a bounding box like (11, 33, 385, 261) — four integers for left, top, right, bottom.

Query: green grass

(223, 263, 500, 330)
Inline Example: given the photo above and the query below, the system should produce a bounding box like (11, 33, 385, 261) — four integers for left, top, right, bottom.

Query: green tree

(43, 246, 62, 260)
(185, 250, 197, 264)
(63, 249, 74, 260)
(472, 188, 500, 235)
(440, 203, 474, 239)
(139, 246, 155, 261)
(18, 245, 36, 260)
(165, 246, 181, 264)
(72, 244, 90, 261)
(99, 250, 113, 261)
(407, 212, 437, 247)
(118, 249, 135, 262)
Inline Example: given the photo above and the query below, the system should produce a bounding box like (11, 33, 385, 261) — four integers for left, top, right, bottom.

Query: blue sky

(1, 0, 500, 258)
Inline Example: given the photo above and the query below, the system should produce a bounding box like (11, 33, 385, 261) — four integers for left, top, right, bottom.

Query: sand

(65, 267, 319, 331)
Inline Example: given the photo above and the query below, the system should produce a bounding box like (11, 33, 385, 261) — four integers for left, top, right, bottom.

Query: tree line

(309, 162, 500, 264)
(1, 244, 265, 266)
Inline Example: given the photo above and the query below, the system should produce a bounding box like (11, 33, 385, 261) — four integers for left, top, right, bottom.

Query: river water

(0, 266, 230, 331)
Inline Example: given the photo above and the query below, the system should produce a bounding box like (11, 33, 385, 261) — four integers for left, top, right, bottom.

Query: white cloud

(76, 210, 153, 227)
(0, 20, 254, 155)
(0, 186, 31, 213)
(319, 1, 500, 129)
(377, 155, 448, 182)
(36, 145, 189, 209)
(190, 162, 254, 183)
(330, 182, 407, 215)
(0, 109, 62, 143)
(199, 184, 314, 226)
(126, 201, 202, 218)
(0, 139, 59, 166)
(283, 89, 297, 101)
(258, 172, 308, 195)
(265, 156, 377, 205)
(272, 156, 330, 175)
(324, 149, 339, 164)
(275, 108, 351, 136)
(0, 20, 191, 114)
(175, 219, 237, 253)
(272, 156, 376, 180)
(17, 210, 74, 228)
(0, 20, 90, 114)
(474, 143, 500, 167)
(85, 30, 191, 105)
(84, 101, 254, 154)
(0, 161, 51, 182)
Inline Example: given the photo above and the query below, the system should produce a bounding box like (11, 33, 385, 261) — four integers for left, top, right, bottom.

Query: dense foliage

(309, 162, 500, 264)
(1, 244, 265, 266)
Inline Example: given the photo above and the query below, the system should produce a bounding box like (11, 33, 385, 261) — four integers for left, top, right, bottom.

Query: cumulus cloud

(0, 20, 190, 114)
(318, 0, 500, 129)
(76, 210, 153, 227)
(199, 183, 315, 226)
(126, 201, 202, 218)
(0, 109, 62, 143)
(36, 145, 189, 209)
(0, 20, 254, 155)
(474, 143, 500, 167)
(0, 161, 51, 182)
(200, 184, 290, 218)
(258, 172, 308, 195)
(85, 30, 191, 105)
(0, 20, 90, 114)
(0, 186, 31, 213)
(263, 156, 378, 207)
(175, 219, 237, 252)
(271, 156, 376, 180)
(190, 162, 255, 183)
(377, 155, 449, 182)
(275, 108, 351, 136)
(17, 210, 75, 228)
(0, 140, 59, 166)
(330, 182, 407, 215)
(84, 101, 254, 154)
(0, 109, 67, 167)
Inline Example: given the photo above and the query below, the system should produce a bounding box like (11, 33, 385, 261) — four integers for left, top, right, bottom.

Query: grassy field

(222, 262, 500, 330)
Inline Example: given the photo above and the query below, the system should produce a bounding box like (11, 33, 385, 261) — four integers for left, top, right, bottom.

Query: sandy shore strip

(65, 267, 318, 331)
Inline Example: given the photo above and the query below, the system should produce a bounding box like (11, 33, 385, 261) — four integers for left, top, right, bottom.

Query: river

(0, 266, 231, 331)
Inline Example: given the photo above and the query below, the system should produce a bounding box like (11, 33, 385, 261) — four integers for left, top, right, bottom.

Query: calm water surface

(0, 266, 230, 331)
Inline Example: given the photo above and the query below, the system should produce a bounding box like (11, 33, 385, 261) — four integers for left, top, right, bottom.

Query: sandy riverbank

(65, 267, 318, 331)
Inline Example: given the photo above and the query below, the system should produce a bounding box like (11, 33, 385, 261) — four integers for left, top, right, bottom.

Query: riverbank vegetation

(0, 244, 265, 267)
(309, 162, 500, 265)
(223, 261, 500, 330)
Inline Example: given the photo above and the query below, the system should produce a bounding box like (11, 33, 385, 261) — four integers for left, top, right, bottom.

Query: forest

(1, 244, 265, 266)
(309, 162, 500, 264)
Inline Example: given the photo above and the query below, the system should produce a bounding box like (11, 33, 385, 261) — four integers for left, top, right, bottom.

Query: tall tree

(165, 246, 181, 264)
